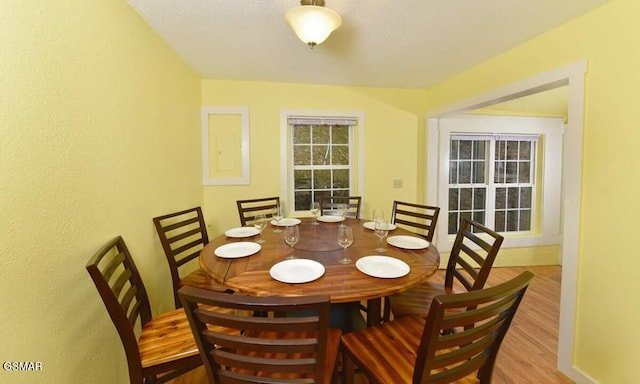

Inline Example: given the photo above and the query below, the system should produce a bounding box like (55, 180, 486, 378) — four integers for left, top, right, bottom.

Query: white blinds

(451, 133, 540, 142)
(287, 116, 358, 126)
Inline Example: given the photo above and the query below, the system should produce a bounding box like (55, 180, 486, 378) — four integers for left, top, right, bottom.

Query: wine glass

(284, 225, 300, 259)
(372, 209, 384, 222)
(254, 214, 267, 243)
(374, 219, 389, 253)
(337, 226, 354, 264)
(338, 203, 348, 228)
(272, 205, 283, 233)
(310, 201, 320, 225)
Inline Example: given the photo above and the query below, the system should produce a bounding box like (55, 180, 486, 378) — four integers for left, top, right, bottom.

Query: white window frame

(448, 133, 539, 235)
(433, 114, 564, 251)
(280, 109, 365, 217)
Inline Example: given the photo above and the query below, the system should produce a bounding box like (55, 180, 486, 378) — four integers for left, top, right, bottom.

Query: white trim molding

(279, 109, 365, 217)
(201, 106, 250, 186)
(434, 114, 564, 251)
(425, 60, 592, 383)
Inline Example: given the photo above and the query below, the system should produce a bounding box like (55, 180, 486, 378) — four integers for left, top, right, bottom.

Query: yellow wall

(423, 0, 639, 381)
(3, 0, 637, 382)
(0, 1, 202, 383)
(201, 80, 430, 236)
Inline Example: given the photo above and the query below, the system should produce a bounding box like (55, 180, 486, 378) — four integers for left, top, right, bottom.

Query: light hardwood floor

(169, 265, 573, 384)
(479, 266, 573, 384)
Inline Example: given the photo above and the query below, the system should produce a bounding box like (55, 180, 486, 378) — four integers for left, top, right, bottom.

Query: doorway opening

(425, 60, 587, 382)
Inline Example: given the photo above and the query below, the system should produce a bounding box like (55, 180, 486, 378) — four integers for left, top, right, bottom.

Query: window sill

(436, 233, 561, 252)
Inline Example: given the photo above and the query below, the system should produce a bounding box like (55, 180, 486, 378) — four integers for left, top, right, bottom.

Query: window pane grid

(448, 187, 487, 234)
(493, 139, 535, 233)
(449, 140, 486, 184)
(494, 186, 533, 232)
(292, 124, 352, 211)
(448, 138, 488, 234)
(448, 136, 536, 235)
(494, 140, 534, 185)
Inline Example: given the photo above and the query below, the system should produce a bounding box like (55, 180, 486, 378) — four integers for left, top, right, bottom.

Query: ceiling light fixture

(285, 0, 342, 49)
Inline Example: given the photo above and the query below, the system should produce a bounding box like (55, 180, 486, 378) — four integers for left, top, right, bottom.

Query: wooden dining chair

(390, 200, 440, 241)
(374, 201, 441, 322)
(342, 271, 534, 384)
(85, 236, 234, 384)
(320, 195, 362, 218)
(236, 196, 280, 226)
(389, 218, 504, 319)
(153, 207, 233, 309)
(178, 286, 342, 384)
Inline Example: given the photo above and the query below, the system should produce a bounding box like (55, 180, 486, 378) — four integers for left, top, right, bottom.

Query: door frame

(425, 60, 591, 383)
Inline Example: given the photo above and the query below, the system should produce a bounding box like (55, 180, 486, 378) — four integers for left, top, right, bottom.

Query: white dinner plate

(214, 242, 261, 259)
(317, 215, 345, 223)
(387, 235, 430, 250)
(356, 256, 410, 278)
(271, 218, 302, 226)
(270, 259, 325, 284)
(362, 221, 397, 231)
(224, 226, 260, 238)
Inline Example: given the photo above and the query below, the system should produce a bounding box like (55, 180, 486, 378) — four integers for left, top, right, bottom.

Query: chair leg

(477, 356, 497, 383)
(382, 296, 391, 323)
(341, 350, 354, 384)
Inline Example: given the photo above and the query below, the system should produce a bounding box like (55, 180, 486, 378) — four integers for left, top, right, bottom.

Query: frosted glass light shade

(285, 5, 342, 47)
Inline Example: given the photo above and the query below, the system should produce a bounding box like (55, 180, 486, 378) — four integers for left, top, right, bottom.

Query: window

(430, 115, 563, 249)
(280, 111, 364, 216)
(448, 135, 538, 235)
(291, 122, 352, 211)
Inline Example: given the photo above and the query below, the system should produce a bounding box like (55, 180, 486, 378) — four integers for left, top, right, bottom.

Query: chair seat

(179, 269, 233, 293)
(389, 282, 456, 318)
(342, 316, 423, 383)
(341, 316, 479, 384)
(139, 306, 238, 369)
(138, 309, 199, 369)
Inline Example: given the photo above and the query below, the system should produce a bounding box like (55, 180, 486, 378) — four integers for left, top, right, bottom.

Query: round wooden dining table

(199, 217, 440, 326)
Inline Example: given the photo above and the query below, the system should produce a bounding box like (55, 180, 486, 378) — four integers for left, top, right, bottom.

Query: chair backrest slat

(236, 197, 280, 227)
(179, 286, 331, 384)
(127, 300, 143, 325)
(458, 242, 487, 266)
(153, 207, 210, 308)
(319, 196, 361, 219)
(112, 269, 132, 298)
(119, 283, 137, 316)
(102, 251, 126, 282)
(174, 250, 201, 269)
(163, 215, 200, 232)
(86, 236, 152, 326)
(172, 238, 204, 261)
(86, 236, 152, 382)
(445, 218, 504, 292)
(452, 269, 477, 292)
(390, 201, 440, 241)
(168, 226, 202, 245)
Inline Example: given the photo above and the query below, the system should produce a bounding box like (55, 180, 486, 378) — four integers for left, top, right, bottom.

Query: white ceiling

(128, 0, 606, 89)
